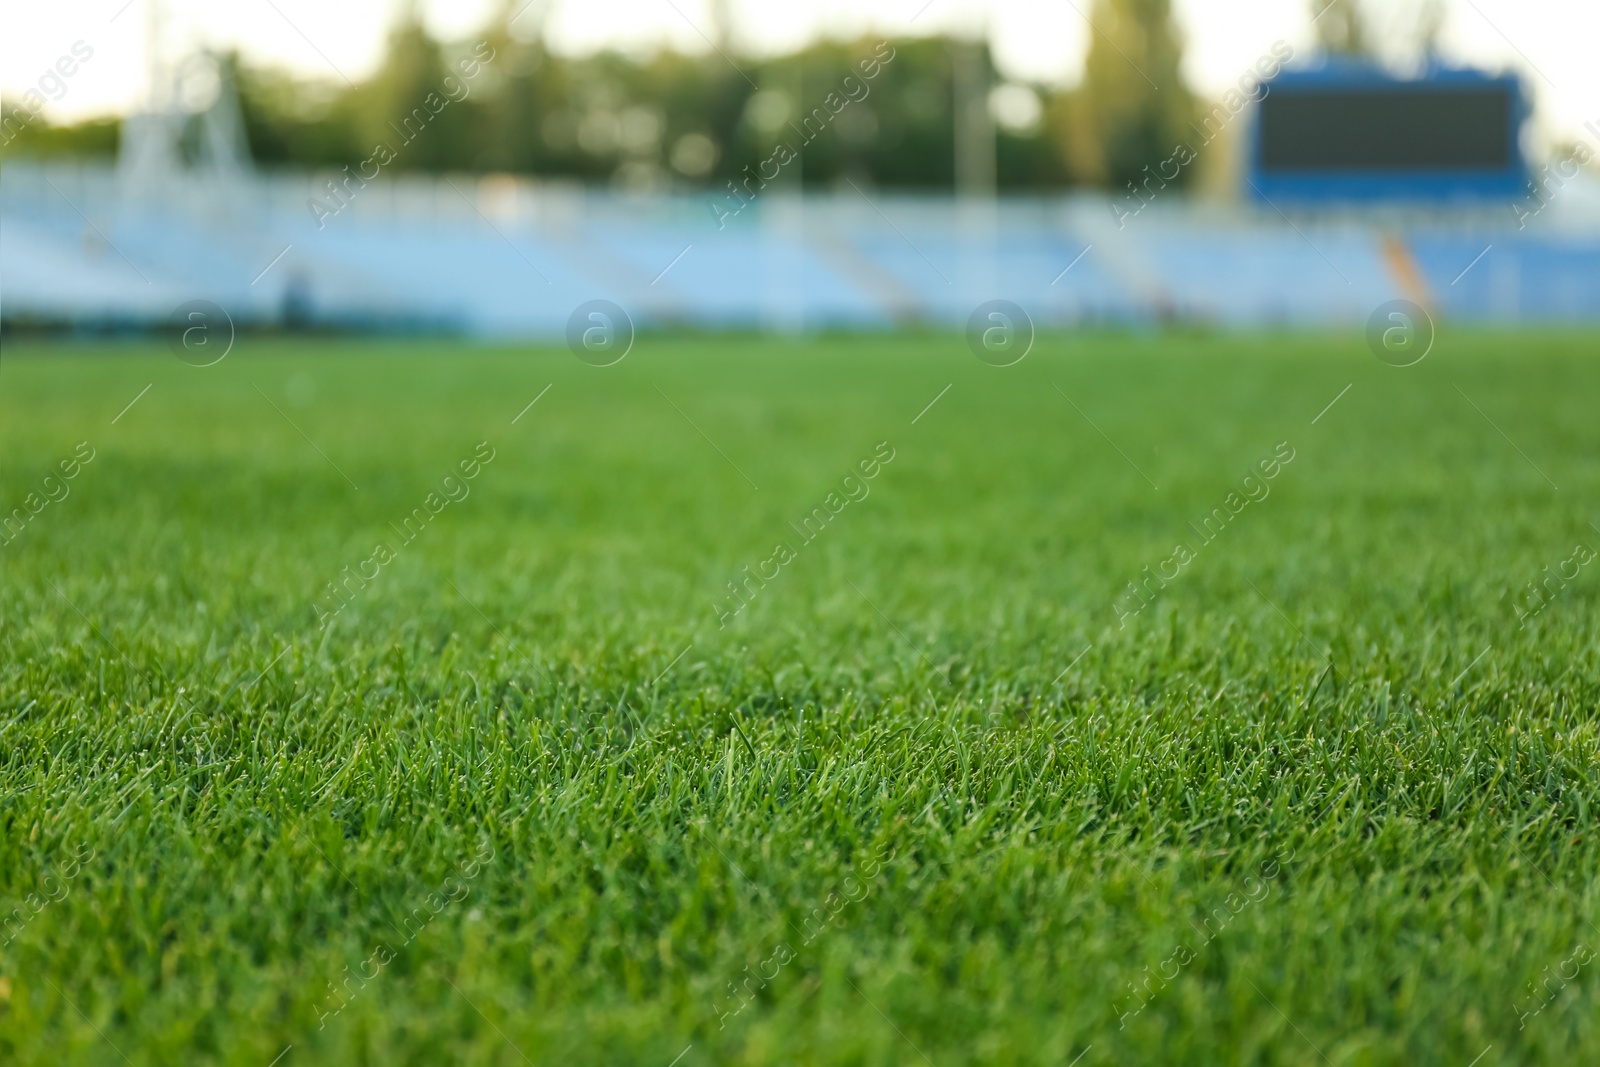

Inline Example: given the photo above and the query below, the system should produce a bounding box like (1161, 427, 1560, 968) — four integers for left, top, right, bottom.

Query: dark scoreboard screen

(1248, 69, 1526, 201)
(1260, 87, 1513, 171)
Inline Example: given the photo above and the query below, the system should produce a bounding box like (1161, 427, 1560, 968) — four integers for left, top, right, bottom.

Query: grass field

(2, 329, 1598, 1066)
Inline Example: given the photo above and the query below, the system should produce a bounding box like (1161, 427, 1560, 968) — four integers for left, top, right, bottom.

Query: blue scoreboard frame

(1246, 65, 1529, 203)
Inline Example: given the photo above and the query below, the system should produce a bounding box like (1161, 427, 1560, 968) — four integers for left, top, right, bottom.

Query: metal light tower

(118, 0, 182, 192)
(952, 4, 997, 306)
(118, 0, 251, 195)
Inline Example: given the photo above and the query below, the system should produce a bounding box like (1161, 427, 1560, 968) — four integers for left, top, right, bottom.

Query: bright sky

(4, 0, 1596, 149)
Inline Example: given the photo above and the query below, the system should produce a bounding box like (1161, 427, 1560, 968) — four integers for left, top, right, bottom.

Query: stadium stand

(4, 160, 1599, 336)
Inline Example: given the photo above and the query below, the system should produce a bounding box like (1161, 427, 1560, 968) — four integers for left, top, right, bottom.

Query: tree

(1311, 0, 1450, 71)
(1059, 0, 1195, 188)
(1311, 0, 1370, 57)
(3, 16, 1099, 192)
(354, 2, 459, 171)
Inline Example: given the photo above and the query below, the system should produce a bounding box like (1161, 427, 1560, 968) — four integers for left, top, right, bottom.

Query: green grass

(1, 329, 1598, 1066)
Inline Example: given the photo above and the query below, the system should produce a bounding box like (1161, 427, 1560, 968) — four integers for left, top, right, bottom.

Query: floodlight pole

(951, 13, 997, 304)
(951, 36, 995, 199)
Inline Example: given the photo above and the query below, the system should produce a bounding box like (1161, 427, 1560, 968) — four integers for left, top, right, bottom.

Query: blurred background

(2, 0, 1598, 337)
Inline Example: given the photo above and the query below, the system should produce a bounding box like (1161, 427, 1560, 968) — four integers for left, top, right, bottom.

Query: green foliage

(1312, 0, 1371, 57)
(1, 330, 1598, 1063)
(0, 15, 1070, 190)
(1059, 0, 1197, 188)
(0, 111, 118, 160)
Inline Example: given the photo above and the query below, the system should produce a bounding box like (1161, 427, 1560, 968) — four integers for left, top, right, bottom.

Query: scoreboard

(1247, 66, 1528, 202)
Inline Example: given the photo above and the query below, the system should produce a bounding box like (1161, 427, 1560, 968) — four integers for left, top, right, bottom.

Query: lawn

(1, 329, 1597, 1066)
